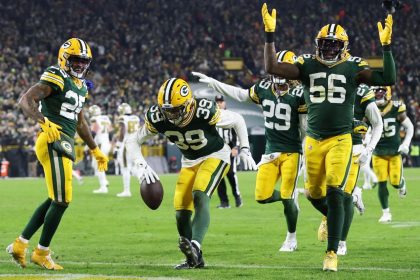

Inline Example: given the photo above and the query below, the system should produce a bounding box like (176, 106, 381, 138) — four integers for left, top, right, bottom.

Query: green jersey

(374, 101, 406, 156)
(145, 98, 225, 160)
(295, 54, 369, 139)
(249, 79, 306, 154)
(352, 84, 375, 145)
(38, 65, 88, 137)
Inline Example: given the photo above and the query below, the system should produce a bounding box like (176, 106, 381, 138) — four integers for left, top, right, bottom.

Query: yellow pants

(372, 154, 402, 186)
(343, 154, 360, 195)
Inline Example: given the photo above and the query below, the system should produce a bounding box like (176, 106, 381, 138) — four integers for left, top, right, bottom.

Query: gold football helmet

(272, 50, 298, 97)
(372, 86, 392, 106)
(157, 78, 194, 126)
(315, 24, 349, 65)
(88, 105, 101, 117)
(58, 38, 92, 79)
(117, 103, 132, 115)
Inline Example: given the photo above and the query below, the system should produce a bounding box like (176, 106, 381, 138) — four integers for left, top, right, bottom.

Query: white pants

(92, 141, 111, 188)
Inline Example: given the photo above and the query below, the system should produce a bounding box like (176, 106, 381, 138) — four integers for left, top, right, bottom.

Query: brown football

(140, 179, 164, 210)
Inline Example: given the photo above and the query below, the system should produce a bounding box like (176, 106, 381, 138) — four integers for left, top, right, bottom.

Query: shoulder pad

(40, 66, 68, 91)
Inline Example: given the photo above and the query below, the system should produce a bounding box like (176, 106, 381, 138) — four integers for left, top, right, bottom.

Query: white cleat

(398, 180, 407, 198)
(117, 191, 132, 197)
(279, 239, 297, 252)
(93, 187, 108, 194)
(378, 212, 392, 223)
(352, 186, 365, 215)
(337, 241, 347, 256)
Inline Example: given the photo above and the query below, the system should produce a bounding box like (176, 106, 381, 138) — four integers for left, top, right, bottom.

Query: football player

(262, 3, 396, 271)
(193, 50, 306, 252)
(125, 78, 256, 269)
(114, 103, 141, 197)
(7, 38, 108, 270)
(372, 86, 413, 223)
(89, 105, 112, 194)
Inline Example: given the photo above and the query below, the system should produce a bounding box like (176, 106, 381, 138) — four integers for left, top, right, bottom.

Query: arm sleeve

(364, 102, 383, 150)
(209, 79, 251, 103)
(400, 117, 414, 147)
(369, 48, 396, 85)
(299, 114, 307, 140)
(124, 125, 156, 160)
(216, 110, 250, 148)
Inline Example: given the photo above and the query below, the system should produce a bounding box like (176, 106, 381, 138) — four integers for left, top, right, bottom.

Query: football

(140, 179, 164, 210)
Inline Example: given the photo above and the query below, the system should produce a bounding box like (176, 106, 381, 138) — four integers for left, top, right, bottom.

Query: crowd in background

(0, 0, 419, 176)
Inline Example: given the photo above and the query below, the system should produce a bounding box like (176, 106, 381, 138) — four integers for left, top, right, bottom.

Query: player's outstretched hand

(239, 147, 257, 171)
(191, 71, 214, 87)
(261, 3, 276, 32)
(377, 14, 393, 45)
(135, 159, 160, 184)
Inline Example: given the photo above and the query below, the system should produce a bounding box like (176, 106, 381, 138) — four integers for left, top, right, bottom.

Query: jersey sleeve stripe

(249, 86, 260, 104)
(145, 119, 158, 133)
(42, 72, 64, 83)
(40, 76, 64, 91)
(361, 92, 375, 103)
(208, 108, 221, 125)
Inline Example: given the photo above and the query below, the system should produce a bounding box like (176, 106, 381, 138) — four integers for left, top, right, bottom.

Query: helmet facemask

(374, 87, 390, 107)
(66, 55, 91, 79)
(271, 76, 289, 97)
(160, 99, 193, 126)
(316, 38, 346, 65)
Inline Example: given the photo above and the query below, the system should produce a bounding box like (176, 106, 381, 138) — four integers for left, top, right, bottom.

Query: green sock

(378, 181, 389, 209)
(21, 198, 52, 240)
(326, 187, 344, 252)
(257, 190, 282, 204)
(191, 191, 210, 244)
(176, 210, 193, 240)
(308, 197, 328, 216)
(282, 199, 298, 233)
(341, 193, 354, 241)
(39, 202, 67, 247)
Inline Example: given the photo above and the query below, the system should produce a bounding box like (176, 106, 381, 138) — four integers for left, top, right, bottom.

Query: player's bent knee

(53, 201, 69, 208)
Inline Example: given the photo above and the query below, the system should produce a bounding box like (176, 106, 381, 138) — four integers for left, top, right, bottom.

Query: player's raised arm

(262, 3, 300, 79)
(192, 71, 251, 103)
(356, 15, 396, 86)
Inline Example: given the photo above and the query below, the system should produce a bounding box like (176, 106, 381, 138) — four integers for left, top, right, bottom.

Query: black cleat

(175, 236, 205, 269)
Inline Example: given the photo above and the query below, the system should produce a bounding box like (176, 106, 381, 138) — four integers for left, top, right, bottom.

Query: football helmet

(315, 24, 349, 66)
(88, 105, 101, 117)
(157, 78, 195, 126)
(271, 50, 298, 97)
(58, 38, 92, 79)
(372, 86, 392, 106)
(117, 103, 132, 115)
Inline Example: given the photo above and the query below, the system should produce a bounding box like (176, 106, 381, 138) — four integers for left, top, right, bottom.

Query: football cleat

(217, 202, 231, 209)
(337, 241, 347, 256)
(235, 197, 243, 208)
(93, 187, 108, 194)
(323, 250, 338, 272)
(6, 238, 28, 268)
(398, 179, 407, 198)
(279, 238, 297, 252)
(176, 236, 204, 269)
(318, 216, 328, 242)
(378, 211, 392, 223)
(352, 186, 365, 215)
(31, 248, 63, 270)
(116, 191, 132, 198)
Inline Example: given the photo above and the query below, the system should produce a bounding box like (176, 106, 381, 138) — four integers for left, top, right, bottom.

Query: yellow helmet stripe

(77, 38, 88, 56)
(276, 50, 288, 63)
(164, 78, 177, 105)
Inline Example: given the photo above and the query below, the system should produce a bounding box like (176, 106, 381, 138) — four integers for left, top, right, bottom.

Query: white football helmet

(88, 105, 101, 117)
(118, 103, 132, 115)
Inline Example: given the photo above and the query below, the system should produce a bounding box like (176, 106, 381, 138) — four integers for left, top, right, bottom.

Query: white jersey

(118, 114, 140, 143)
(91, 115, 112, 145)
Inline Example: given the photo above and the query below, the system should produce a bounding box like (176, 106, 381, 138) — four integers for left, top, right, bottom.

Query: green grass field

(0, 169, 419, 280)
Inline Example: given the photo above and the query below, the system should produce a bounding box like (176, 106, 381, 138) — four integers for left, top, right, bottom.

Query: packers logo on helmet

(372, 86, 392, 106)
(271, 50, 299, 97)
(88, 105, 102, 117)
(315, 24, 349, 66)
(58, 38, 92, 79)
(117, 103, 132, 115)
(157, 78, 195, 126)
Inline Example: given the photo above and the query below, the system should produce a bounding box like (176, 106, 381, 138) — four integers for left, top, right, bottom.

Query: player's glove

(353, 119, 369, 134)
(398, 144, 409, 155)
(355, 146, 373, 166)
(378, 14, 393, 45)
(135, 158, 160, 184)
(91, 146, 109, 171)
(85, 79, 95, 91)
(239, 147, 257, 171)
(39, 117, 62, 143)
(261, 3, 276, 32)
(191, 72, 216, 88)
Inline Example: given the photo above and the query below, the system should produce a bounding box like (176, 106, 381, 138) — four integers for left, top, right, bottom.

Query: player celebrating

(193, 50, 306, 252)
(371, 86, 413, 223)
(89, 105, 112, 194)
(262, 3, 396, 271)
(6, 38, 108, 270)
(126, 78, 256, 269)
(115, 103, 141, 197)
